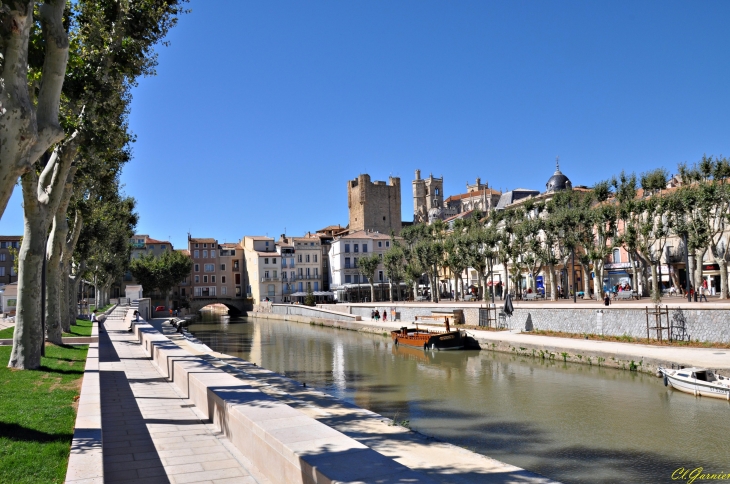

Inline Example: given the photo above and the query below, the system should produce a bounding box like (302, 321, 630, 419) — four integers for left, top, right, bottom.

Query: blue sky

(2, 0, 730, 248)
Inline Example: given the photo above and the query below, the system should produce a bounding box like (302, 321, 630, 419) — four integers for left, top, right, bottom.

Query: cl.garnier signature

(673, 467, 730, 483)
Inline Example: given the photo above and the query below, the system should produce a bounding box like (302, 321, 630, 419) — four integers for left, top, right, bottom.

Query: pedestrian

(603, 293, 611, 306)
(699, 286, 708, 302)
(91, 310, 98, 323)
(133, 310, 140, 322)
(371, 309, 375, 320)
(169, 308, 173, 317)
(375, 309, 380, 322)
(383, 310, 387, 322)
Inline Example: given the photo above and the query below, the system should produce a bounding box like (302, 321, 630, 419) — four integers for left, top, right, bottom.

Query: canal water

(188, 315, 730, 484)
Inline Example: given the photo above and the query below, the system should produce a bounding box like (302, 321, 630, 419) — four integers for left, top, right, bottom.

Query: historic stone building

(444, 177, 502, 216)
(347, 174, 402, 235)
(412, 170, 445, 223)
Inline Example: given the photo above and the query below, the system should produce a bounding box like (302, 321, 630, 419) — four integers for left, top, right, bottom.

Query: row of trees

(3, 1, 187, 369)
(378, 156, 730, 304)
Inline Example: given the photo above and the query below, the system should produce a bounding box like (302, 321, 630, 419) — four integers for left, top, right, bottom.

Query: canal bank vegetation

(530, 328, 730, 349)
(0, 344, 88, 483)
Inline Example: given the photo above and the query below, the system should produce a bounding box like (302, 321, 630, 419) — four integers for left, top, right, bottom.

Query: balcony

(666, 247, 686, 264)
(260, 276, 279, 282)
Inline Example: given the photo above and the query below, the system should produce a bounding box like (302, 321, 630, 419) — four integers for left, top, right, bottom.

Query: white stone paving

(99, 308, 265, 484)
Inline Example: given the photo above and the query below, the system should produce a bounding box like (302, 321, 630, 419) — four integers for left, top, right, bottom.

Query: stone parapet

(64, 321, 102, 484)
(322, 303, 730, 343)
(128, 310, 434, 484)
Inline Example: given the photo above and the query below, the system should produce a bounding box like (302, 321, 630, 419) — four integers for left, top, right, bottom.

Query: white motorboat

(658, 367, 730, 400)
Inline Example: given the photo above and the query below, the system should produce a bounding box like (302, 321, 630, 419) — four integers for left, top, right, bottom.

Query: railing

(260, 276, 280, 282)
(666, 248, 686, 263)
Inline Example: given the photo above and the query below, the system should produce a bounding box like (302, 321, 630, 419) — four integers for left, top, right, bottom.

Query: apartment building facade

(242, 236, 280, 302)
(219, 242, 244, 298)
(279, 235, 323, 299)
(189, 236, 220, 298)
(0, 236, 21, 286)
(329, 230, 401, 302)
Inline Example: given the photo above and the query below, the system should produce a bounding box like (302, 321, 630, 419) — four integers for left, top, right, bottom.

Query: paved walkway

(99, 308, 265, 484)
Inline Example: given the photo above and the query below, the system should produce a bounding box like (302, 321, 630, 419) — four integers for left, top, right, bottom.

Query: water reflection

(188, 316, 730, 484)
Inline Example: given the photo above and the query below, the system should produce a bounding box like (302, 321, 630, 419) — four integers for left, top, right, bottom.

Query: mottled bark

(60, 212, 82, 331)
(9, 144, 74, 369)
(693, 248, 706, 292)
(0, 0, 69, 217)
(547, 263, 557, 301)
(45, 169, 75, 343)
(580, 262, 591, 299)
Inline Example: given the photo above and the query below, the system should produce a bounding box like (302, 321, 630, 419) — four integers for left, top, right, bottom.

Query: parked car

(155, 306, 165, 312)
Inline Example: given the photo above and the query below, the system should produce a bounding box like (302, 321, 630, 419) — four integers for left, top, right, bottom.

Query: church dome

(545, 159, 572, 193)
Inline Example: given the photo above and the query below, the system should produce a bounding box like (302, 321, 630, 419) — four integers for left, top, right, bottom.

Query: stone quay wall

(318, 303, 730, 343)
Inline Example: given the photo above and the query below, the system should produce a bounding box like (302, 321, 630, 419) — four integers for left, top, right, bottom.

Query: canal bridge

(188, 297, 251, 314)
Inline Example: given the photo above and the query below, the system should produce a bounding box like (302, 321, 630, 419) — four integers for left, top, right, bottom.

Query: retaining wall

(128, 310, 432, 484)
(319, 303, 730, 343)
(64, 322, 102, 483)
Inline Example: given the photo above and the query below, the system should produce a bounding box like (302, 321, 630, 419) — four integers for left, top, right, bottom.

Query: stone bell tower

(412, 170, 443, 224)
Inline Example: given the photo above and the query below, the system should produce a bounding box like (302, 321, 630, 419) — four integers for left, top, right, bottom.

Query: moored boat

(391, 318, 466, 350)
(658, 367, 730, 400)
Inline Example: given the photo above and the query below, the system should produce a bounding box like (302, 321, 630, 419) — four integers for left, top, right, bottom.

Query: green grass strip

(64, 319, 93, 338)
(0, 319, 94, 340)
(0, 344, 88, 483)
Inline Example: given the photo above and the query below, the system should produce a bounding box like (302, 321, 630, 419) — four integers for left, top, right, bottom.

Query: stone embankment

(77, 309, 555, 483)
(166, 320, 555, 484)
(254, 303, 730, 375)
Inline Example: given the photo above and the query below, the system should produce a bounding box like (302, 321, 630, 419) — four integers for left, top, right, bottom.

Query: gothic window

(435, 188, 439, 195)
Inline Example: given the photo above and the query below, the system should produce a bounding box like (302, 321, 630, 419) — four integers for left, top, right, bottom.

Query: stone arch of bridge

(188, 298, 250, 315)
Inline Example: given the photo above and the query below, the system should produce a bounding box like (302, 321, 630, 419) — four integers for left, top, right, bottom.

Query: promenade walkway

(99, 307, 265, 484)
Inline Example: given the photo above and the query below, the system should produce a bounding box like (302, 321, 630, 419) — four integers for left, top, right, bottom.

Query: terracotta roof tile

(445, 189, 501, 203)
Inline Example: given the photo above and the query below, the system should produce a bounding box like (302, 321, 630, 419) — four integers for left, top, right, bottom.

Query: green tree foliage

(357, 254, 380, 303)
(130, 250, 193, 300)
(304, 286, 316, 307)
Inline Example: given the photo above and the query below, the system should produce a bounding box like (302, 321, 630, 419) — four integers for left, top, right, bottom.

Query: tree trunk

(580, 262, 591, 299)
(0, 0, 69, 219)
(668, 264, 681, 295)
(8, 216, 46, 369)
(44, 173, 74, 342)
(9, 144, 75, 369)
(59, 264, 70, 332)
(694, 248, 706, 293)
(650, 263, 660, 302)
(547, 263, 557, 301)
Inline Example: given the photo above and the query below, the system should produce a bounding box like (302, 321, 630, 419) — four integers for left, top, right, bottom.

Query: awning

(290, 292, 306, 296)
(313, 291, 334, 296)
